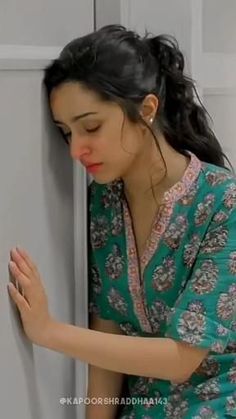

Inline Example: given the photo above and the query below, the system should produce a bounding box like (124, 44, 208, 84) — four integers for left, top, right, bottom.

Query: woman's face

(49, 82, 146, 184)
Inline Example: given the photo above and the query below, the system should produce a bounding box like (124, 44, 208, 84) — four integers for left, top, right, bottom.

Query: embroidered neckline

(162, 151, 202, 203)
(114, 151, 202, 206)
(121, 151, 203, 333)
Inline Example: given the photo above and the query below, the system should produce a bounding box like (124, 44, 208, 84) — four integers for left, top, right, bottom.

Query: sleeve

(165, 203, 236, 354)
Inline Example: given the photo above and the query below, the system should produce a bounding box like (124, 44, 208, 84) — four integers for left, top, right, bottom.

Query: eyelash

(63, 126, 101, 140)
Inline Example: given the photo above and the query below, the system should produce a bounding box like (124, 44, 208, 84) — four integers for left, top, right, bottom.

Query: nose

(69, 139, 91, 162)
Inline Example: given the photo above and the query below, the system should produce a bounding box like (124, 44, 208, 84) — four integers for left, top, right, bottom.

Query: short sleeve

(165, 202, 236, 354)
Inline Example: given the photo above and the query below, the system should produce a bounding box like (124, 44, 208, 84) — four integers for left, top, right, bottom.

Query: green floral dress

(88, 151, 236, 418)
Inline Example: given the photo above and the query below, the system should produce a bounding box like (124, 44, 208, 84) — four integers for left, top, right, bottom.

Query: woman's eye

(58, 126, 100, 144)
(86, 126, 101, 133)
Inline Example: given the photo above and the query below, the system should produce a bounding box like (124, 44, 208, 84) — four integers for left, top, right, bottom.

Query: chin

(92, 173, 120, 185)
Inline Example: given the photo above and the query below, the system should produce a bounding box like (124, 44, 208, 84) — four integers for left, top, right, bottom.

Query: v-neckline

(124, 195, 161, 261)
(120, 151, 202, 333)
(122, 151, 202, 276)
(107, 151, 202, 333)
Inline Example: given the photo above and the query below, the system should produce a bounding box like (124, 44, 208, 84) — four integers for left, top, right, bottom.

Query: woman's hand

(8, 246, 56, 347)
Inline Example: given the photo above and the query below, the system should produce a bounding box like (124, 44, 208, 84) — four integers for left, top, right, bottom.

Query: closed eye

(58, 126, 101, 144)
(64, 126, 100, 137)
(86, 126, 101, 133)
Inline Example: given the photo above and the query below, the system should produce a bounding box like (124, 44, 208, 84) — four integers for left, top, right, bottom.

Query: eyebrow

(53, 112, 99, 125)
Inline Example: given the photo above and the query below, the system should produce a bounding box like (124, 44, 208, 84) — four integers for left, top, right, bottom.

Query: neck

(122, 134, 190, 206)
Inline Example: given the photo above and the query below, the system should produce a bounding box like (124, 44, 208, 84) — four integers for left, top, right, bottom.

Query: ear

(139, 93, 159, 125)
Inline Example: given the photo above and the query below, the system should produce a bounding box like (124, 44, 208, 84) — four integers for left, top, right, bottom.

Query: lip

(86, 163, 103, 173)
(81, 161, 102, 167)
(86, 162, 102, 167)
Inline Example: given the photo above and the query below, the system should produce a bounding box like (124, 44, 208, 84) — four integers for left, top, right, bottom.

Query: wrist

(39, 317, 62, 349)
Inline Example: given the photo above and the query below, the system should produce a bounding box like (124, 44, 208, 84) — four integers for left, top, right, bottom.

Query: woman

(8, 25, 236, 418)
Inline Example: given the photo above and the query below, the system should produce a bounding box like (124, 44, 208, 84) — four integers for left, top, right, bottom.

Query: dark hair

(43, 24, 232, 174)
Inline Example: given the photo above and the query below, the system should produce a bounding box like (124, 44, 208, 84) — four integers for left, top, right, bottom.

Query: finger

(10, 249, 32, 278)
(8, 282, 31, 312)
(15, 247, 38, 274)
(9, 262, 31, 304)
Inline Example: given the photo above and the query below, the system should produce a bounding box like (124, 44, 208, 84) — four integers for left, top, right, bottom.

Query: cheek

(110, 139, 138, 173)
(99, 124, 140, 164)
(119, 130, 140, 157)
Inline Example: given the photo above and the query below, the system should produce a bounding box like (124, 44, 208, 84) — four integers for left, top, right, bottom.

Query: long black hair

(43, 24, 232, 172)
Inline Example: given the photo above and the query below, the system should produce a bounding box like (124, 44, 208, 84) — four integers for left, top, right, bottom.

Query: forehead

(49, 82, 121, 123)
(50, 82, 101, 109)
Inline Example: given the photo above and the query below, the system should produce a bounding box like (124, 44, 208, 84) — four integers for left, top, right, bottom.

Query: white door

(0, 2, 93, 419)
(191, 0, 236, 169)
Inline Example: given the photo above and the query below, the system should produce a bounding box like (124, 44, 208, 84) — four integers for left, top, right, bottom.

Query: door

(191, 0, 236, 169)
(0, 1, 93, 418)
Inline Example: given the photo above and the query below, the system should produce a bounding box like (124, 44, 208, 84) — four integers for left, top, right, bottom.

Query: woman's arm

(41, 320, 209, 384)
(86, 315, 125, 419)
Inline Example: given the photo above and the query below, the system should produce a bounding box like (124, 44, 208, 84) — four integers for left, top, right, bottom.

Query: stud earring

(150, 117, 153, 124)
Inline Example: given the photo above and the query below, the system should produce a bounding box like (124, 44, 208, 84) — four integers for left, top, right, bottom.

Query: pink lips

(86, 163, 103, 173)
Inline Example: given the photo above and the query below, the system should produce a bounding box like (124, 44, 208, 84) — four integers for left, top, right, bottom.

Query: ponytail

(145, 34, 231, 169)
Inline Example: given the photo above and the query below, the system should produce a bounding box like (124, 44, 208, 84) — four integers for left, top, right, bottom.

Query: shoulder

(198, 162, 236, 211)
(195, 163, 236, 239)
(178, 159, 236, 238)
(200, 161, 236, 189)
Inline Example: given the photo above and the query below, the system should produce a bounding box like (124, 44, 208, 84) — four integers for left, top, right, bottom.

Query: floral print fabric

(88, 152, 236, 418)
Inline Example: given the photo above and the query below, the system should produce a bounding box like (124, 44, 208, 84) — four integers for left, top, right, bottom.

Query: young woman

(8, 25, 236, 418)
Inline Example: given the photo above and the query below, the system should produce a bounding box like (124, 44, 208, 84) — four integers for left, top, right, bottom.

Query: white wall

(203, 0, 236, 53)
(195, 0, 236, 168)
(0, 2, 94, 419)
(121, 0, 193, 75)
(0, 0, 93, 46)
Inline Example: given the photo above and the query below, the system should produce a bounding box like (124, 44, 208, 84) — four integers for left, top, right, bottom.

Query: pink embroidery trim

(122, 152, 202, 333)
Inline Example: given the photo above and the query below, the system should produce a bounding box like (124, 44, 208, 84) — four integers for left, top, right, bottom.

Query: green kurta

(88, 151, 236, 418)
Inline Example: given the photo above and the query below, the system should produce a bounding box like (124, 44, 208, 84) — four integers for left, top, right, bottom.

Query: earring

(150, 117, 153, 124)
